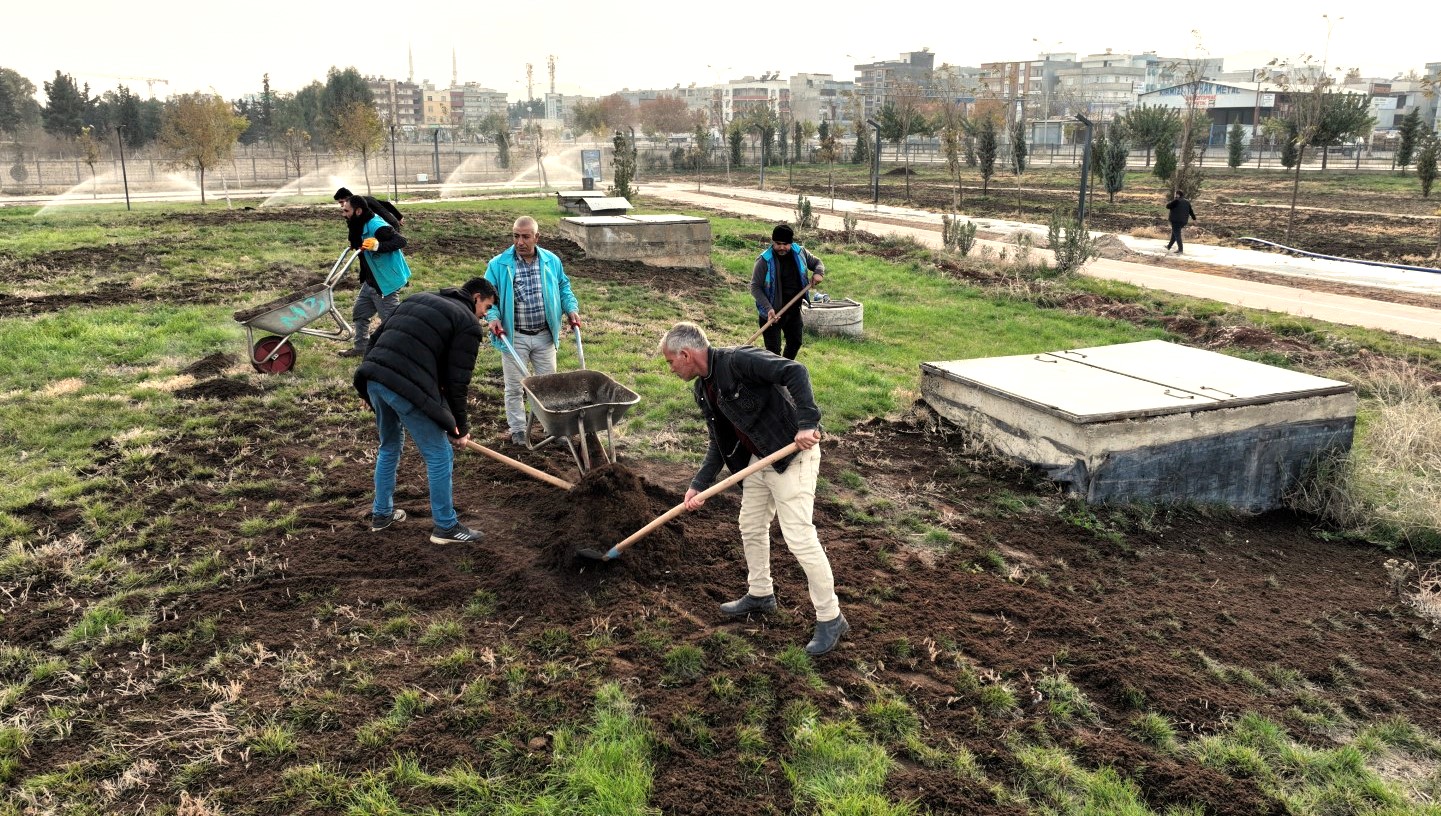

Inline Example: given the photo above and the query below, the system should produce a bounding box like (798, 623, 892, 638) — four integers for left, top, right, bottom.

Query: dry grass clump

(1289, 358, 1441, 549)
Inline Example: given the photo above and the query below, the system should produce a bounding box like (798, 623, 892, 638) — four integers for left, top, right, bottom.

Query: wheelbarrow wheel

(251, 335, 296, 374)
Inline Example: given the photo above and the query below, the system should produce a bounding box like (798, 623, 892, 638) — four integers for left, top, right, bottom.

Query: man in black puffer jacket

(354, 277, 497, 544)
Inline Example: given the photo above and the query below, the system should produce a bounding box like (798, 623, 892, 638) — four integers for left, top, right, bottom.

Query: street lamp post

(752, 125, 765, 190)
(1075, 113, 1093, 228)
(115, 125, 131, 211)
(390, 124, 399, 199)
(866, 118, 882, 204)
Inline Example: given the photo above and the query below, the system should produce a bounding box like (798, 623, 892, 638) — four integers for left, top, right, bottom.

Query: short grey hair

(513, 215, 538, 233)
(659, 321, 709, 356)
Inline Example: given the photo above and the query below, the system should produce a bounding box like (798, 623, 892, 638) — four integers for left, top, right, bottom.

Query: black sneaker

(431, 522, 484, 544)
(338, 347, 365, 358)
(371, 508, 406, 531)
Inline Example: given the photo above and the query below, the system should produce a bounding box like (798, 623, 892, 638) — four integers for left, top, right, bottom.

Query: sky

(6, 1, 1433, 102)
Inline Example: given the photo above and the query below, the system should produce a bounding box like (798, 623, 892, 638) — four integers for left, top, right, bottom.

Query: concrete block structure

(920, 340, 1356, 510)
(557, 215, 712, 269)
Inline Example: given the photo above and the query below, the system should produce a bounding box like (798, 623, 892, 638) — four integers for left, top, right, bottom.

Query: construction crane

(85, 74, 170, 97)
(548, 55, 556, 95)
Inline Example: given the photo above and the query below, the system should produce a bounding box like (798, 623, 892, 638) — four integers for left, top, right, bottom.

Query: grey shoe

(719, 593, 776, 616)
(371, 508, 406, 531)
(510, 431, 527, 446)
(431, 522, 484, 544)
(805, 613, 850, 656)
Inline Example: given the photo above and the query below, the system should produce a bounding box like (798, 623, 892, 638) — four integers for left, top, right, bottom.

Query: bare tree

(160, 92, 248, 205)
(331, 102, 386, 194)
(76, 125, 102, 198)
(934, 64, 975, 211)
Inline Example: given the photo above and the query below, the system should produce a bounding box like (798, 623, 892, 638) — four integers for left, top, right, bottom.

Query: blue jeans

(369, 381, 458, 530)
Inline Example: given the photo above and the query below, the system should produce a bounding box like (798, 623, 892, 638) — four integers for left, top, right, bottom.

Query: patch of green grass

(783, 707, 917, 815)
(1129, 712, 1178, 751)
(418, 618, 464, 648)
(248, 719, 300, 757)
(662, 644, 705, 685)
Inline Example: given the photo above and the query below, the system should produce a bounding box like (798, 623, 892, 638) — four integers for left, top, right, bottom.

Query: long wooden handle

(744, 283, 813, 346)
(463, 440, 575, 490)
(609, 442, 801, 557)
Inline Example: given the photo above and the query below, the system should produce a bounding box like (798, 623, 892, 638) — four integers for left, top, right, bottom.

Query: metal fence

(2, 137, 1411, 196)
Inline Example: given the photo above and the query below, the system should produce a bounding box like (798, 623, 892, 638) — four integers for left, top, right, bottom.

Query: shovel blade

(575, 547, 613, 562)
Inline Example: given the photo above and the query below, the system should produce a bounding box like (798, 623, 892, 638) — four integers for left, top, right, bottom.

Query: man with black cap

(750, 224, 825, 360)
(338, 194, 411, 358)
(354, 277, 498, 544)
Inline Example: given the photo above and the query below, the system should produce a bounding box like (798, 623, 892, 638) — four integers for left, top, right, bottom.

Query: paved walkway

(643, 182, 1441, 343)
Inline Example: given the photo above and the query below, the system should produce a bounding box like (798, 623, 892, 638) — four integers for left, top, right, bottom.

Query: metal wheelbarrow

(504, 325, 639, 476)
(231, 248, 358, 373)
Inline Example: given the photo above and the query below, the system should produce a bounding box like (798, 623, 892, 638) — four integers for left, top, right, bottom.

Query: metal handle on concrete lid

(1057, 349, 1088, 358)
(1033, 356, 1058, 363)
(1199, 385, 1236, 398)
(1163, 389, 1196, 399)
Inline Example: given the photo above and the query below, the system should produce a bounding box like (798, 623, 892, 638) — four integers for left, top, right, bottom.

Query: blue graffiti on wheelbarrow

(276, 294, 331, 330)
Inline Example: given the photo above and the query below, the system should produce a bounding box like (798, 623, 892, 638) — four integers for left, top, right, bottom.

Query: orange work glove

(360, 237, 379, 251)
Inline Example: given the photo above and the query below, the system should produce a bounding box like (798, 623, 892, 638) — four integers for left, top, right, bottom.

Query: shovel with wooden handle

(463, 440, 574, 490)
(575, 442, 801, 562)
(744, 282, 813, 346)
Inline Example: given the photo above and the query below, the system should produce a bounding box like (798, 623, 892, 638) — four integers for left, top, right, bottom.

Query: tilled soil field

(4, 204, 1440, 814)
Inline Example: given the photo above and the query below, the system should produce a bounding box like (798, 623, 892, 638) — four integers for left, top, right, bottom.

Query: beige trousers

(737, 445, 840, 621)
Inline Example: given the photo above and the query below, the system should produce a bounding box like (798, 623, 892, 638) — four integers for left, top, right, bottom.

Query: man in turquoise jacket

(339, 195, 412, 357)
(483, 216, 582, 445)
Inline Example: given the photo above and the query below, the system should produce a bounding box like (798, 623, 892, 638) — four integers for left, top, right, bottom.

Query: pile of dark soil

(180, 352, 236, 378)
(175, 377, 263, 400)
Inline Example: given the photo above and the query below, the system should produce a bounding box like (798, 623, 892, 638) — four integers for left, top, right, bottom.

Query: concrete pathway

(643, 182, 1441, 343)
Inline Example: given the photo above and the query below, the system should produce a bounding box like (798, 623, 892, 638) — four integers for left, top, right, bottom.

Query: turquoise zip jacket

(751, 243, 825, 318)
(359, 213, 412, 297)
(482, 245, 579, 350)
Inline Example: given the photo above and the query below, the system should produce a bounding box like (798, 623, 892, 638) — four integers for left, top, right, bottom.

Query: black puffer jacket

(353, 288, 484, 436)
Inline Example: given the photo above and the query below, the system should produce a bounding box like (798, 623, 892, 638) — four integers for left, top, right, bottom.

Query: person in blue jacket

(483, 216, 582, 446)
(339, 195, 412, 357)
(750, 223, 825, 360)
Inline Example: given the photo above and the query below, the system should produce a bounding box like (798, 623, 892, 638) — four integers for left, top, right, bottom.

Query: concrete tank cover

(920, 340, 1356, 510)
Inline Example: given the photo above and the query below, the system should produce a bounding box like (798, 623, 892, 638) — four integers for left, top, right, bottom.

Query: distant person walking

(750, 224, 825, 359)
(483, 216, 582, 446)
(354, 277, 497, 544)
(1165, 190, 1198, 254)
(338, 194, 411, 357)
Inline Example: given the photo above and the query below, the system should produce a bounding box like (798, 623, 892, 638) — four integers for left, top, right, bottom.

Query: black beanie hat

(772, 224, 794, 243)
(334, 187, 353, 201)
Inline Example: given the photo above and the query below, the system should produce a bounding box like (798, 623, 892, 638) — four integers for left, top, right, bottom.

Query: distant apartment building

(722, 75, 791, 122)
(853, 50, 936, 119)
(367, 77, 422, 131)
(420, 83, 451, 128)
(1054, 51, 1221, 120)
(789, 73, 855, 128)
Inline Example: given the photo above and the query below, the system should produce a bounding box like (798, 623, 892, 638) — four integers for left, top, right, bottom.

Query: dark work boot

(719, 593, 776, 616)
(805, 613, 850, 656)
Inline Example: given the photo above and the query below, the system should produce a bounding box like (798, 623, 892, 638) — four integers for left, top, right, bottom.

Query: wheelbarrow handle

(744, 282, 812, 346)
(572, 323, 586, 370)
(495, 331, 531, 375)
(603, 441, 802, 560)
